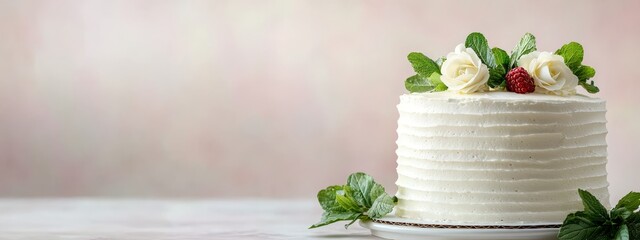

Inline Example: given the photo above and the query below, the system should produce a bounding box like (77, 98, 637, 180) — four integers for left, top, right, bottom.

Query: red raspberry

(505, 67, 535, 94)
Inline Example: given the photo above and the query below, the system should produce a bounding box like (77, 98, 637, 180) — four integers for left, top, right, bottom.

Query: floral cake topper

(405, 32, 598, 95)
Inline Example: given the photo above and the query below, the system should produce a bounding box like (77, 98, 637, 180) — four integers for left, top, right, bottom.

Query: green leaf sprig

(405, 53, 447, 92)
(558, 189, 640, 240)
(555, 42, 599, 93)
(405, 33, 537, 92)
(309, 172, 397, 229)
(509, 33, 537, 69)
(405, 32, 599, 94)
(465, 32, 505, 89)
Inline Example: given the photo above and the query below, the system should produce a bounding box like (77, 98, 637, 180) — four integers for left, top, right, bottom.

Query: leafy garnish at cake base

(558, 189, 640, 240)
(555, 42, 600, 93)
(309, 172, 396, 229)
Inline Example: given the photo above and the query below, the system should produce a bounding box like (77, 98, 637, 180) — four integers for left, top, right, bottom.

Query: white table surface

(0, 199, 378, 240)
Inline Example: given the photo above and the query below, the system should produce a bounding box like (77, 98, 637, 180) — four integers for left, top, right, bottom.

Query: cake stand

(359, 215, 561, 240)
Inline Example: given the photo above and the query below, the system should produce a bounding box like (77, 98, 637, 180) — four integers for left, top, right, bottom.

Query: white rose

(518, 52, 578, 96)
(440, 44, 489, 94)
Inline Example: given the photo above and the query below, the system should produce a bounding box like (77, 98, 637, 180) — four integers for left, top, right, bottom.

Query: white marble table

(0, 199, 378, 240)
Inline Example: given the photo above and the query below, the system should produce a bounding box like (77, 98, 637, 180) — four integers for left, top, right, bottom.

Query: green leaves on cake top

(558, 189, 640, 240)
(465, 32, 497, 69)
(309, 172, 396, 229)
(465, 33, 508, 89)
(404, 32, 599, 95)
(555, 42, 599, 93)
(509, 33, 537, 69)
(405, 52, 447, 92)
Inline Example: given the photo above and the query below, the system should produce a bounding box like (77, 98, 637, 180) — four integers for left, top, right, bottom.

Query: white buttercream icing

(394, 91, 610, 224)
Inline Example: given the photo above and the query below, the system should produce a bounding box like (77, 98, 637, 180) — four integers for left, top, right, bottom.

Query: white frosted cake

(394, 92, 609, 224)
(310, 33, 614, 233)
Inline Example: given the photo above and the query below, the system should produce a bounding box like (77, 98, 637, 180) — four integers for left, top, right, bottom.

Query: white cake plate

(359, 215, 561, 240)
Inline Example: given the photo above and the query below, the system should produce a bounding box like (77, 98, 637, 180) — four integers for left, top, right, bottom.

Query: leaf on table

(309, 211, 361, 229)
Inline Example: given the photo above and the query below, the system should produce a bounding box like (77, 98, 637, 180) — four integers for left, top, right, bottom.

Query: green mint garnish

(405, 52, 447, 92)
(492, 47, 510, 70)
(465, 32, 497, 68)
(465, 32, 509, 89)
(616, 192, 640, 211)
(487, 47, 509, 89)
(558, 189, 640, 240)
(555, 42, 584, 71)
(509, 33, 537, 68)
(405, 74, 431, 93)
(488, 65, 507, 89)
(407, 52, 440, 77)
(403, 32, 599, 94)
(555, 42, 599, 93)
(427, 72, 447, 92)
(309, 172, 396, 229)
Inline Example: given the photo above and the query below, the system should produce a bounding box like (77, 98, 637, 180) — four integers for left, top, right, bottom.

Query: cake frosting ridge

(394, 92, 610, 224)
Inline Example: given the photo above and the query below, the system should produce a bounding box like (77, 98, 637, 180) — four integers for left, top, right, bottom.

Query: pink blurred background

(0, 1, 638, 202)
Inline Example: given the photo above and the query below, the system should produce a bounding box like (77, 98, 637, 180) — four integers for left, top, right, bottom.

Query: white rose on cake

(440, 44, 489, 94)
(518, 52, 579, 96)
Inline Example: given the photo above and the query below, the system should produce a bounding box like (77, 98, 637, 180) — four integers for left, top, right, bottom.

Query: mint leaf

(405, 72, 448, 93)
(580, 81, 600, 94)
(488, 65, 506, 88)
(612, 207, 633, 223)
(408, 52, 440, 77)
(616, 192, 640, 212)
(579, 189, 609, 220)
(576, 66, 598, 93)
(406, 53, 443, 93)
(558, 212, 612, 240)
(317, 185, 345, 212)
(311, 172, 396, 229)
(405, 74, 434, 93)
(627, 213, 640, 239)
(560, 189, 640, 239)
(562, 48, 598, 94)
(428, 72, 447, 92)
(492, 47, 510, 70)
(366, 193, 395, 218)
(309, 211, 361, 229)
(465, 32, 496, 68)
(510, 33, 536, 68)
(336, 187, 363, 212)
(575, 65, 596, 82)
(555, 42, 584, 71)
(434, 83, 448, 92)
(368, 183, 385, 203)
(347, 172, 376, 207)
(615, 225, 630, 240)
(489, 48, 508, 88)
